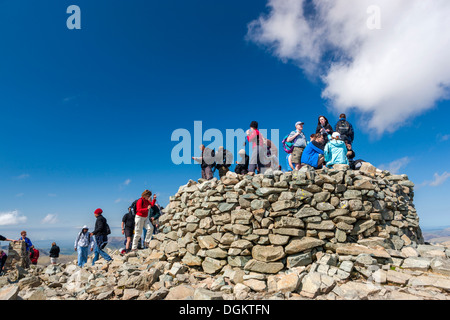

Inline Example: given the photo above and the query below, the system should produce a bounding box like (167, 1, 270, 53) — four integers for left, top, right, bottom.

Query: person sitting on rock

(324, 132, 349, 168)
(316, 115, 334, 145)
(301, 133, 325, 169)
(235, 149, 249, 175)
(345, 140, 356, 169)
(215, 146, 233, 178)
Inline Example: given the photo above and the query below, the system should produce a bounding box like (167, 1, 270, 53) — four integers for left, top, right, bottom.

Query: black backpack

(337, 119, 351, 137)
(129, 198, 141, 214)
(105, 221, 111, 235)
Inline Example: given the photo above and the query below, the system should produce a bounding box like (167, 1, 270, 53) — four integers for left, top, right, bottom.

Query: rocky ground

(1, 241, 449, 300)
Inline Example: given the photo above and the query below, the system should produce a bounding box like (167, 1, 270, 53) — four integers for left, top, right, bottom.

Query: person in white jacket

(74, 225, 94, 267)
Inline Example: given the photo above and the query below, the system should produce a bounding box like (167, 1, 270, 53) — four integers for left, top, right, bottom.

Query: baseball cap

(295, 121, 304, 126)
(332, 132, 341, 139)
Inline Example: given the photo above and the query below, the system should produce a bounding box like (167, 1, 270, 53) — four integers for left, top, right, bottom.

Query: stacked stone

(156, 162, 424, 276)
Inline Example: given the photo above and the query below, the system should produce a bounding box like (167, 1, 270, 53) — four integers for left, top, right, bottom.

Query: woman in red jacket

(131, 189, 156, 250)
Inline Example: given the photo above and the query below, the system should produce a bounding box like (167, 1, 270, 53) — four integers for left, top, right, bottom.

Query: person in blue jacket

(324, 132, 349, 168)
(301, 133, 325, 169)
(18, 231, 33, 252)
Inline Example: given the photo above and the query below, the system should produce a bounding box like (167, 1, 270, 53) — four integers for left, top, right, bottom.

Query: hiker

(301, 133, 325, 169)
(345, 140, 356, 169)
(286, 121, 307, 170)
(246, 121, 268, 174)
(121, 207, 135, 253)
(74, 225, 94, 267)
(234, 149, 249, 175)
(29, 246, 39, 265)
(49, 242, 60, 265)
(0, 249, 7, 275)
(90, 208, 112, 265)
(192, 145, 216, 180)
(18, 231, 33, 252)
(131, 190, 156, 251)
(335, 113, 354, 145)
(316, 115, 334, 146)
(324, 132, 349, 168)
(148, 203, 162, 236)
(215, 146, 233, 178)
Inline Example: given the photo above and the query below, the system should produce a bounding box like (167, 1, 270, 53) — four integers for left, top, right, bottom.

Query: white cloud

(429, 172, 450, 187)
(123, 179, 131, 186)
(247, 0, 450, 134)
(437, 134, 450, 142)
(15, 193, 24, 197)
(14, 174, 30, 180)
(0, 210, 27, 226)
(378, 156, 410, 174)
(41, 214, 58, 224)
(48, 193, 57, 197)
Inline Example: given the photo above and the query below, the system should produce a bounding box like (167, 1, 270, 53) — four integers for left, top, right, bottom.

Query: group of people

(193, 114, 358, 180)
(286, 114, 357, 171)
(73, 189, 163, 267)
(74, 208, 114, 267)
(192, 121, 280, 179)
(121, 189, 163, 254)
(0, 231, 60, 274)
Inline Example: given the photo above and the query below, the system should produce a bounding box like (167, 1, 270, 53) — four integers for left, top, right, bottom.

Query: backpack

(353, 159, 366, 170)
(282, 134, 298, 154)
(105, 222, 111, 235)
(129, 198, 141, 215)
(337, 119, 351, 137)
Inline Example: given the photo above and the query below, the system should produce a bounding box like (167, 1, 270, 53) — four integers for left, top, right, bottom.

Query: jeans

(92, 244, 112, 265)
(92, 235, 112, 265)
(77, 246, 89, 267)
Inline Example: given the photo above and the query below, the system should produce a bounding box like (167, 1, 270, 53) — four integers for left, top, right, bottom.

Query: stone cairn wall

(154, 162, 424, 276)
(5, 242, 30, 270)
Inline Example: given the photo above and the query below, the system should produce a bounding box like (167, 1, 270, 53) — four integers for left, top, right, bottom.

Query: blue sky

(1, 0, 450, 245)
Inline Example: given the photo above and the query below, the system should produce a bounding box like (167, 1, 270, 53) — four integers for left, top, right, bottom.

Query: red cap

(94, 208, 103, 215)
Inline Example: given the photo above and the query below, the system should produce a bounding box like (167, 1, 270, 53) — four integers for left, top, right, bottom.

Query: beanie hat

(94, 208, 103, 215)
(250, 121, 258, 129)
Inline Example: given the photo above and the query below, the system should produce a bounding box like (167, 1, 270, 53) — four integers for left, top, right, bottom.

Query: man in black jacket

(90, 208, 112, 265)
(49, 242, 60, 265)
(335, 114, 355, 145)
